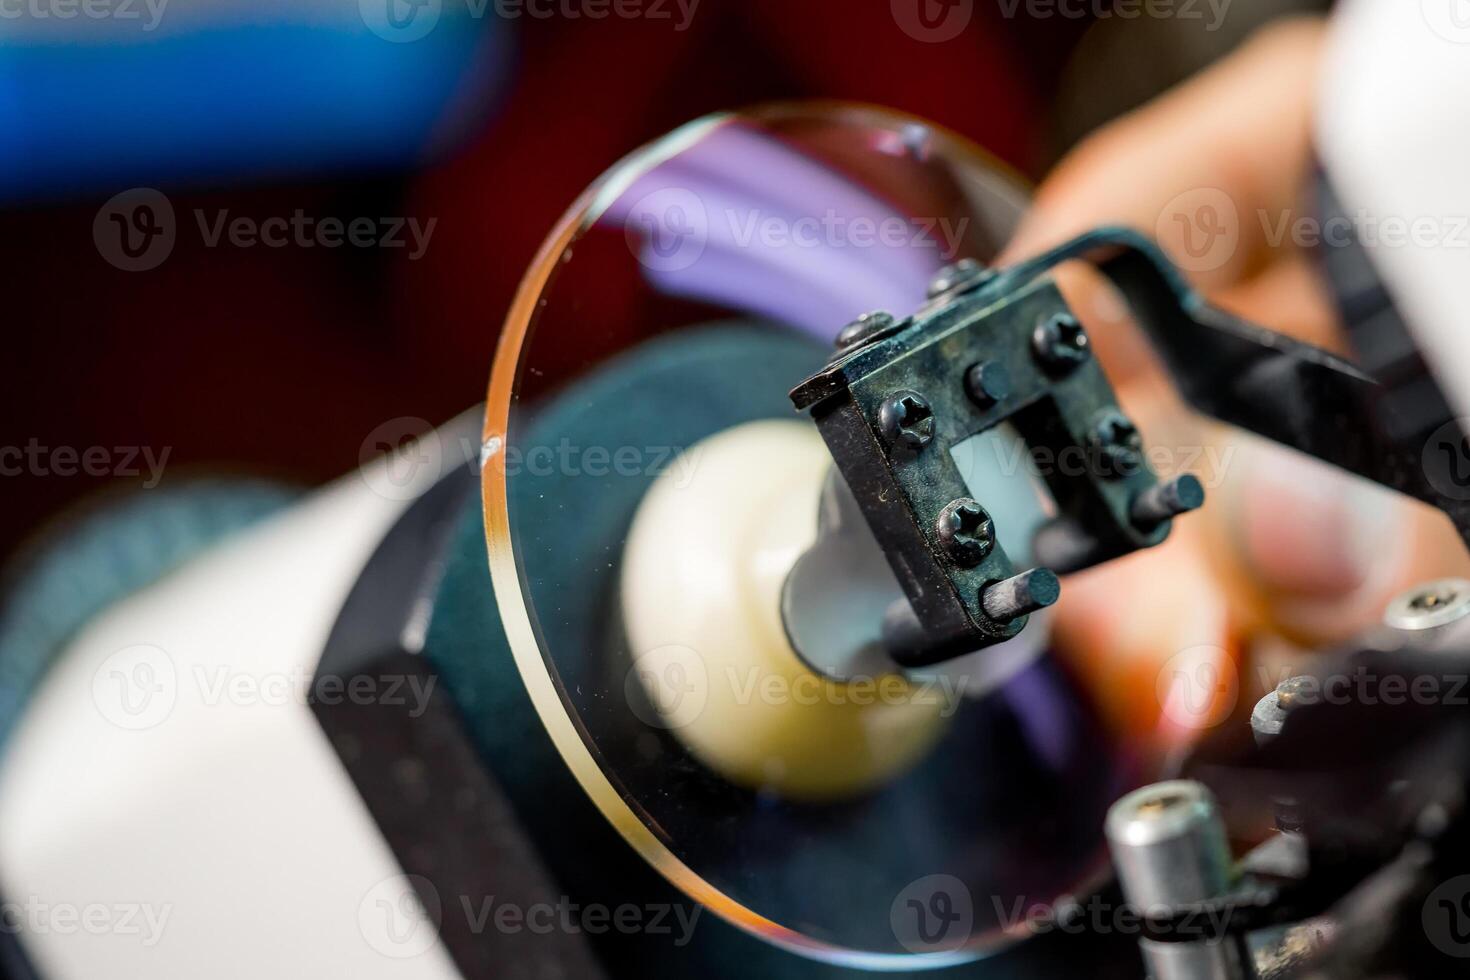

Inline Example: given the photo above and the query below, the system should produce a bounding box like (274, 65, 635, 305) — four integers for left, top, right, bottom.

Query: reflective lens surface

(483, 104, 1162, 967)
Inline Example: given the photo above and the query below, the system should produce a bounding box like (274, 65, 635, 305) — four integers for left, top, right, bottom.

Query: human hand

(1003, 18, 1470, 740)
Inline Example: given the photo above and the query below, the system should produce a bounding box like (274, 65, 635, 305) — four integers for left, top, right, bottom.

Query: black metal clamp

(790, 228, 1463, 669)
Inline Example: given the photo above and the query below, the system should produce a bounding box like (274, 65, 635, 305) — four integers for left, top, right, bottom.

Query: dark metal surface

(311, 458, 609, 980)
(790, 250, 1195, 667)
(997, 228, 1470, 541)
(791, 225, 1470, 669)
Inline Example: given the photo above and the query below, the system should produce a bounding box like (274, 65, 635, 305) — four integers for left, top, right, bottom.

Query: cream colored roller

(620, 419, 951, 800)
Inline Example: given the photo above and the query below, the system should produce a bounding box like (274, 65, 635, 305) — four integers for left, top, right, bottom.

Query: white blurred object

(0, 443, 460, 980)
(1318, 0, 1470, 420)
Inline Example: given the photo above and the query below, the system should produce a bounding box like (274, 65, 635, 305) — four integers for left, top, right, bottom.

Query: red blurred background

(0, 0, 1327, 563)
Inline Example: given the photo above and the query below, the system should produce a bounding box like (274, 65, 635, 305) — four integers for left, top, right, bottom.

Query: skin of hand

(999, 17, 1470, 743)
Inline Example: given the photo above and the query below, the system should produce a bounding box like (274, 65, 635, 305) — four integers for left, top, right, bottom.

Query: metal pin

(1105, 781, 1250, 980)
(980, 568, 1060, 623)
(1131, 474, 1205, 531)
(1250, 679, 1311, 834)
(1250, 676, 1313, 748)
(964, 360, 1010, 408)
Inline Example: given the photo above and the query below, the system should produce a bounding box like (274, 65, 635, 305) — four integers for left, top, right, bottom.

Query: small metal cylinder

(1106, 780, 1250, 980)
(980, 568, 1060, 623)
(1107, 780, 1232, 908)
(1132, 474, 1206, 531)
(1139, 939, 1252, 980)
(1249, 682, 1307, 834)
(1249, 676, 1314, 748)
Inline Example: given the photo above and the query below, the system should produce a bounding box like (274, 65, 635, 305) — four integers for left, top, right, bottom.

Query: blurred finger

(1001, 16, 1327, 291)
(1201, 432, 1470, 647)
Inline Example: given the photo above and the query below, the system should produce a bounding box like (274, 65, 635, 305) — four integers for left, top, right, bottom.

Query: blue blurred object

(0, 1, 511, 200)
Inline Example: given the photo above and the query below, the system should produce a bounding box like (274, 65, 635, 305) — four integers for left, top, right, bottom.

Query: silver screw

(1384, 578, 1470, 631)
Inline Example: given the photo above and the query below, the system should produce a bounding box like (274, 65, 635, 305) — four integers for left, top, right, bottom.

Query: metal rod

(1106, 781, 1253, 980)
(1131, 474, 1206, 531)
(980, 568, 1060, 623)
